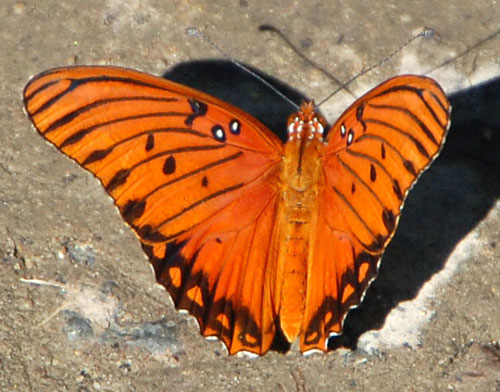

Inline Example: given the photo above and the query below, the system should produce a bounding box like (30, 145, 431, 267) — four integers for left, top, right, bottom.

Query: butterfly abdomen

(277, 202, 313, 341)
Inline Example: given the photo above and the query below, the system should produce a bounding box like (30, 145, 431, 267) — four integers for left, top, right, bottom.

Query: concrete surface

(1, 0, 499, 391)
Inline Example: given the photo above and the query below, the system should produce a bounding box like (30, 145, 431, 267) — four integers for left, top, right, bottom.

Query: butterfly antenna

(258, 24, 356, 98)
(186, 28, 300, 110)
(425, 25, 500, 74)
(317, 27, 436, 107)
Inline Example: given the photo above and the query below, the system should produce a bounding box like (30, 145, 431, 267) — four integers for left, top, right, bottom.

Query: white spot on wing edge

(236, 350, 259, 359)
(302, 348, 324, 357)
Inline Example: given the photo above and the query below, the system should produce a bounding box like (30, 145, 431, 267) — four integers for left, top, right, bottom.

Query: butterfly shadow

(163, 62, 500, 352)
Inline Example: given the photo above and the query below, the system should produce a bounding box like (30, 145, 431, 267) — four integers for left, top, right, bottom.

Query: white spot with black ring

(229, 119, 241, 135)
(340, 124, 347, 137)
(211, 125, 226, 142)
(347, 129, 354, 145)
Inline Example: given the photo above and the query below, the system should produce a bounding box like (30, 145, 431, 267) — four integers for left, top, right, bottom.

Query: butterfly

(23, 66, 450, 355)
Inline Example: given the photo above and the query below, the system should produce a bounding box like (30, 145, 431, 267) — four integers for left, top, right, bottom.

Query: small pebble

(13, 2, 26, 15)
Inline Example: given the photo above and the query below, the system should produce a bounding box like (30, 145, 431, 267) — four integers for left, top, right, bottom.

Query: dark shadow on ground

(163, 61, 500, 352)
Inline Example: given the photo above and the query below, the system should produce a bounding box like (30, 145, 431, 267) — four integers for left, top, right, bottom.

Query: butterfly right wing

(301, 76, 451, 353)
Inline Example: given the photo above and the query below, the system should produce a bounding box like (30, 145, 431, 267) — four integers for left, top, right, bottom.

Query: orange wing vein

(300, 75, 451, 353)
(24, 66, 284, 355)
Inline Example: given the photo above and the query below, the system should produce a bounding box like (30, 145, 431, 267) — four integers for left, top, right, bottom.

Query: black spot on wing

(370, 164, 376, 182)
(185, 98, 207, 126)
(137, 224, 168, 242)
(356, 103, 367, 132)
(364, 235, 386, 253)
(122, 199, 146, 225)
(61, 129, 88, 147)
(82, 147, 113, 166)
(392, 179, 403, 201)
(403, 159, 417, 176)
(163, 155, 176, 175)
(356, 103, 365, 121)
(382, 209, 396, 233)
(146, 133, 155, 151)
(106, 168, 131, 192)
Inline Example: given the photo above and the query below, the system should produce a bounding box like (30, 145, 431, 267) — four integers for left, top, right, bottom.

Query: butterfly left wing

(24, 66, 284, 355)
(300, 75, 451, 353)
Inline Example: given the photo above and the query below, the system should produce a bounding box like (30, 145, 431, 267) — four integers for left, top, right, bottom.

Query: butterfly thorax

(286, 101, 327, 143)
(276, 101, 327, 341)
(283, 101, 327, 189)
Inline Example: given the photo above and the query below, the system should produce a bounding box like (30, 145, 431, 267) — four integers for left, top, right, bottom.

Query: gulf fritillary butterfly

(24, 66, 450, 355)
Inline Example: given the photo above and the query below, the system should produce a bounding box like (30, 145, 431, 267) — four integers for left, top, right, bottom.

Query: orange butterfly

(24, 66, 450, 355)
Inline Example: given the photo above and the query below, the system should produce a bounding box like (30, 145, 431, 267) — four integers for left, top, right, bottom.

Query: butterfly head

(287, 101, 328, 142)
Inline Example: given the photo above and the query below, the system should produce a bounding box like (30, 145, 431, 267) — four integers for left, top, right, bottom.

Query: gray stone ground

(1, 1, 500, 391)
